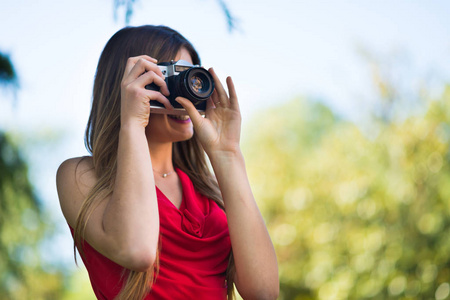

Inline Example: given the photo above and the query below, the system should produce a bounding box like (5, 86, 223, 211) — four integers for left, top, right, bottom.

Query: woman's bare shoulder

(56, 156, 96, 226)
(57, 156, 94, 177)
(57, 156, 97, 188)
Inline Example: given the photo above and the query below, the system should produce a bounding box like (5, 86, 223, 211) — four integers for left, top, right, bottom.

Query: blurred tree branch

(0, 53, 15, 81)
(0, 52, 18, 88)
(113, 0, 239, 32)
(113, 0, 137, 26)
(0, 51, 19, 103)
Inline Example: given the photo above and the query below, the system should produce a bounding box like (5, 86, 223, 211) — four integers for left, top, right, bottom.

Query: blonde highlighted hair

(74, 25, 235, 299)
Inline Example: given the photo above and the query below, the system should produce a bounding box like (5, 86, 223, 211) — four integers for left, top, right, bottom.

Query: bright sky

(1, 0, 450, 267)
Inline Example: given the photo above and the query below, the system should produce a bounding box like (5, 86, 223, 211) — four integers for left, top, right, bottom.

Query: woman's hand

(175, 68, 242, 157)
(120, 55, 172, 128)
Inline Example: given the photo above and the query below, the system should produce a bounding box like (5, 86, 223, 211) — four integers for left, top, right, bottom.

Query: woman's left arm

(176, 69, 279, 300)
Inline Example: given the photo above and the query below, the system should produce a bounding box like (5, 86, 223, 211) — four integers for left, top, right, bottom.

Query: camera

(145, 60, 215, 115)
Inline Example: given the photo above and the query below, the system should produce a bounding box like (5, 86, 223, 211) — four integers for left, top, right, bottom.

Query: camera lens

(187, 69, 212, 98)
(179, 67, 214, 103)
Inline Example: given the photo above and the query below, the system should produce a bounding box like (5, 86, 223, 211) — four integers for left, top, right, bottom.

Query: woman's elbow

(239, 283, 279, 300)
(117, 244, 157, 272)
(257, 286, 279, 300)
(128, 253, 156, 272)
(268, 286, 280, 300)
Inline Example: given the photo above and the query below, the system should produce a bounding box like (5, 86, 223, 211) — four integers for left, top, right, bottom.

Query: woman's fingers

(130, 58, 164, 80)
(122, 56, 164, 86)
(123, 55, 157, 77)
(208, 68, 229, 107)
(208, 69, 239, 112)
(205, 93, 217, 114)
(175, 97, 204, 126)
(134, 71, 170, 96)
(226, 76, 240, 111)
(209, 89, 220, 107)
(121, 56, 170, 104)
(147, 91, 173, 111)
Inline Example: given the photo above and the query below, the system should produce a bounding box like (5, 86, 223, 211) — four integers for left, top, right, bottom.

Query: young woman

(56, 25, 278, 300)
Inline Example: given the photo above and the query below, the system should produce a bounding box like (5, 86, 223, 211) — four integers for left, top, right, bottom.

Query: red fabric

(70, 169, 231, 299)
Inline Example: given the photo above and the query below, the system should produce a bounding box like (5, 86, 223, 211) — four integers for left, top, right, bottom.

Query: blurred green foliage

(243, 86, 450, 299)
(0, 52, 91, 299)
(0, 132, 66, 299)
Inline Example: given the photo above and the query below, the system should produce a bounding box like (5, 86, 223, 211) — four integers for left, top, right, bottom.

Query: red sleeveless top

(72, 169, 231, 299)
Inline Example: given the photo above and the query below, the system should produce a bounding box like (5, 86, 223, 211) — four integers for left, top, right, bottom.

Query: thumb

(175, 97, 204, 126)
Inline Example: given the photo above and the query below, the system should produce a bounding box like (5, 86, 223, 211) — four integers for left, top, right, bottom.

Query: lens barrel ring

(180, 67, 214, 102)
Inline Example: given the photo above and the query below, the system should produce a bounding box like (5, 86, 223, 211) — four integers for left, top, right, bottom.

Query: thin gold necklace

(153, 168, 175, 178)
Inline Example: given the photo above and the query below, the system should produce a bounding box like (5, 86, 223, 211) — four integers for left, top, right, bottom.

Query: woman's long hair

(74, 25, 235, 299)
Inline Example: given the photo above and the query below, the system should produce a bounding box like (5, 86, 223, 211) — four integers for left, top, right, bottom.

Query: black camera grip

(145, 83, 160, 91)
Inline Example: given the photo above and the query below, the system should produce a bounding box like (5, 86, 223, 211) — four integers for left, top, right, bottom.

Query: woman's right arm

(56, 55, 171, 272)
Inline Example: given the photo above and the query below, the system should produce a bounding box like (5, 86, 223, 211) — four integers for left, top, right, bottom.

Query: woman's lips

(168, 114, 191, 124)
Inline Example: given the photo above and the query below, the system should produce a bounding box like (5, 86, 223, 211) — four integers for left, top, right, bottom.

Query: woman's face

(145, 47, 195, 144)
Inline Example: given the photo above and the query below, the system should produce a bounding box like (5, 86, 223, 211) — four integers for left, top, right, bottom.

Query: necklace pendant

(163, 173, 168, 178)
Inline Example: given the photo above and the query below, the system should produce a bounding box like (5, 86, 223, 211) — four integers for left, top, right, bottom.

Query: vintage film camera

(145, 60, 215, 115)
